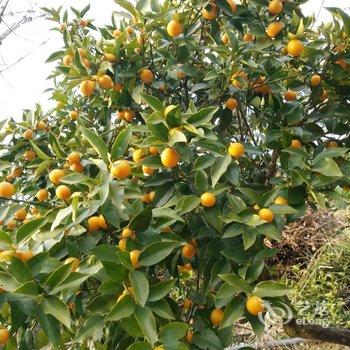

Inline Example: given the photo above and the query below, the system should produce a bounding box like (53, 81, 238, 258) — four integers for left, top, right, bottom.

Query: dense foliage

(0, 0, 349, 348)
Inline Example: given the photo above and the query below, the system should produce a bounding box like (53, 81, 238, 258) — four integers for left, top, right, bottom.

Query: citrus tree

(0, 0, 349, 349)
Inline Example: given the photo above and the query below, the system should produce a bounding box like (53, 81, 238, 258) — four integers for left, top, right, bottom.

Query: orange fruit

(15, 250, 33, 263)
(284, 90, 297, 101)
(161, 148, 179, 168)
(210, 308, 223, 326)
(183, 299, 192, 311)
(88, 216, 100, 232)
(200, 192, 216, 208)
(0, 327, 9, 345)
(111, 160, 131, 179)
(186, 330, 194, 343)
(130, 250, 141, 268)
(113, 82, 123, 91)
(59, 23, 66, 31)
(266, 21, 284, 38)
(14, 208, 27, 221)
(11, 168, 22, 178)
(63, 54, 73, 66)
(118, 238, 126, 251)
(287, 39, 303, 57)
(126, 26, 133, 34)
(113, 29, 122, 37)
(98, 215, 108, 229)
(327, 141, 338, 148)
(148, 191, 155, 202)
(274, 196, 287, 205)
(258, 208, 274, 222)
(137, 34, 145, 45)
(246, 295, 265, 315)
(310, 74, 321, 87)
(226, 97, 238, 110)
(23, 129, 33, 140)
(335, 58, 348, 69)
(56, 185, 71, 201)
(221, 33, 229, 45)
(133, 149, 145, 164)
(176, 70, 186, 79)
(49, 169, 65, 185)
(167, 19, 183, 37)
(139, 68, 154, 84)
(64, 257, 80, 271)
(70, 162, 84, 173)
(103, 53, 116, 62)
(67, 152, 81, 165)
(228, 142, 245, 158)
(117, 110, 125, 120)
(70, 111, 78, 120)
(268, 0, 283, 15)
(6, 220, 15, 231)
(77, 48, 86, 58)
(124, 109, 135, 122)
(0, 182, 15, 198)
(121, 227, 136, 240)
(320, 89, 329, 100)
(149, 146, 159, 155)
(82, 59, 91, 68)
(24, 150, 36, 161)
(80, 80, 95, 96)
(79, 19, 89, 27)
(182, 244, 196, 259)
(243, 33, 254, 42)
(202, 3, 218, 20)
(142, 165, 155, 176)
(227, 0, 237, 12)
(36, 120, 46, 130)
(36, 189, 48, 202)
(98, 74, 113, 89)
(291, 139, 302, 149)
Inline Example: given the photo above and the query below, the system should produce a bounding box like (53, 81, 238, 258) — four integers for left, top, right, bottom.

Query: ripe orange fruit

(24, 150, 36, 161)
(268, 0, 283, 15)
(139, 68, 154, 84)
(221, 33, 229, 45)
(70, 111, 78, 120)
(226, 97, 238, 110)
(243, 33, 254, 42)
(15, 250, 33, 263)
(182, 244, 196, 259)
(82, 58, 91, 68)
(11, 168, 22, 178)
(111, 160, 131, 179)
(148, 191, 155, 202)
(6, 220, 15, 231)
(49, 169, 65, 185)
(67, 152, 81, 165)
(274, 196, 287, 205)
(56, 185, 71, 201)
(98, 215, 108, 229)
(246, 295, 265, 315)
(183, 299, 192, 311)
(310, 74, 321, 87)
(284, 90, 297, 101)
(0, 182, 15, 198)
(142, 165, 155, 176)
(64, 257, 80, 271)
(126, 26, 133, 34)
(113, 82, 123, 91)
(36, 189, 48, 202)
(176, 70, 186, 79)
(36, 120, 46, 130)
(80, 80, 95, 96)
(124, 109, 135, 122)
(211, 308, 223, 326)
(113, 29, 122, 37)
(88, 216, 100, 232)
(130, 250, 141, 268)
(228, 142, 245, 158)
(327, 141, 338, 148)
(186, 330, 194, 343)
(70, 162, 84, 173)
(23, 129, 33, 139)
(133, 149, 146, 164)
(200, 192, 216, 208)
(258, 208, 274, 222)
(14, 208, 27, 221)
(335, 58, 348, 69)
(202, 3, 218, 20)
(149, 146, 159, 155)
(0, 327, 9, 345)
(103, 53, 116, 62)
(266, 22, 284, 38)
(227, 0, 237, 12)
(161, 148, 179, 168)
(118, 238, 126, 251)
(167, 19, 183, 37)
(98, 75, 113, 89)
(121, 227, 136, 240)
(63, 54, 73, 66)
(59, 23, 66, 31)
(79, 19, 89, 27)
(287, 39, 303, 57)
(291, 139, 302, 148)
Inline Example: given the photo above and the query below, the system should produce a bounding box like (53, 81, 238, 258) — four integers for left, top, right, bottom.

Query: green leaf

(141, 93, 164, 112)
(127, 342, 152, 350)
(168, 129, 187, 146)
(129, 270, 149, 307)
(253, 281, 290, 297)
(149, 299, 174, 320)
(195, 170, 208, 193)
(130, 206, 152, 232)
(148, 279, 176, 302)
(37, 303, 60, 347)
(268, 204, 297, 215)
(75, 315, 104, 342)
(16, 217, 47, 245)
(219, 297, 245, 329)
(187, 107, 218, 127)
(0, 272, 20, 292)
(29, 141, 51, 160)
(159, 322, 189, 343)
(237, 187, 261, 205)
(44, 264, 72, 293)
(218, 274, 252, 295)
(134, 306, 157, 347)
(43, 296, 71, 329)
(114, 0, 140, 19)
(49, 132, 65, 159)
(80, 126, 109, 164)
(139, 241, 180, 266)
(312, 158, 343, 177)
(105, 294, 135, 321)
(211, 154, 231, 187)
(111, 126, 132, 160)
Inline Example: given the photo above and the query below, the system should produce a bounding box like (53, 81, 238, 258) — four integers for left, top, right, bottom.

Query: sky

(0, 0, 349, 119)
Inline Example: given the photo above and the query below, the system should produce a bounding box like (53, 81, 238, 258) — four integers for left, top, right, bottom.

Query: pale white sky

(0, 0, 349, 119)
